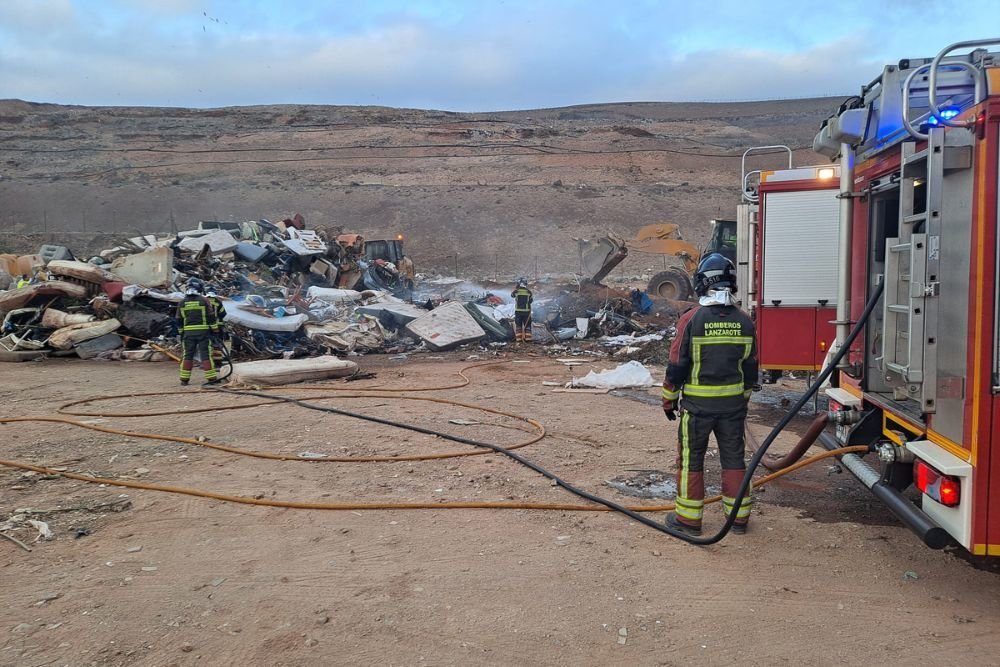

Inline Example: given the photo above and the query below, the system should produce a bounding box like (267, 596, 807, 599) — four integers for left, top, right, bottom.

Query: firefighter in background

(205, 285, 227, 321)
(661, 253, 758, 535)
(204, 284, 228, 367)
(176, 278, 220, 386)
(16, 275, 30, 289)
(511, 278, 533, 343)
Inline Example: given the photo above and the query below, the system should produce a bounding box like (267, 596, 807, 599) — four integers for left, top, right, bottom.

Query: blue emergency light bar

(926, 107, 961, 125)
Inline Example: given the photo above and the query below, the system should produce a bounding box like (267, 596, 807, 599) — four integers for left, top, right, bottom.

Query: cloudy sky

(1, 0, 996, 111)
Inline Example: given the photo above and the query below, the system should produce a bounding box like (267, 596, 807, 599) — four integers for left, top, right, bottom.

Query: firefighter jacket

(512, 287, 533, 313)
(208, 296, 227, 322)
(176, 295, 218, 335)
(662, 303, 757, 415)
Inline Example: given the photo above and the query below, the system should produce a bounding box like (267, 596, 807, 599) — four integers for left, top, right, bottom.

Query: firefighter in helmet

(176, 278, 220, 385)
(511, 278, 533, 343)
(661, 253, 758, 535)
(205, 285, 227, 322)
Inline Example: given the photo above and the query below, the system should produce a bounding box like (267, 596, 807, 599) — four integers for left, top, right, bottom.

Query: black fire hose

(212, 332, 234, 383)
(206, 278, 884, 544)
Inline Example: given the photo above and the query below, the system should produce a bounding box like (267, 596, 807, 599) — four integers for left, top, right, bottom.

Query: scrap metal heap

(0, 216, 680, 364)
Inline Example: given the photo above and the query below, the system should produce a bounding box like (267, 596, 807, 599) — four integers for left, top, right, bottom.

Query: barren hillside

(0, 98, 838, 278)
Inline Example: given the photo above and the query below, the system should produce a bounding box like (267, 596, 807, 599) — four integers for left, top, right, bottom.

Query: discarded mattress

(75, 333, 123, 359)
(229, 356, 358, 386)
(176, 229, 239, 255)
(306, 287, 364, 304)
(46, 260, 114, 284)
(224, 300, 309, 332)
(305, 320, 386, 353)
(465, 303, 513, 341)
(405, 301, 486, 350)
(108, 247, 174, 287)
(97, 348, 170, 362)
(48, 318, 122, 351)
(0, 281, 89, 315)
(41, 308, 96, 328)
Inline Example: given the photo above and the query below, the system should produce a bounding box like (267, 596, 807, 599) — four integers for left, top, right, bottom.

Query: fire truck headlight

(817, 168, 835, 179)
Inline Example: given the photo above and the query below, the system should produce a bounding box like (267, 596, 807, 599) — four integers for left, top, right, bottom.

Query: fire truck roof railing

(813, 39, 1000, 161)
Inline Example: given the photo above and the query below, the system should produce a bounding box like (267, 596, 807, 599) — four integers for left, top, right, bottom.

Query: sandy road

(1, 354, 999, 666)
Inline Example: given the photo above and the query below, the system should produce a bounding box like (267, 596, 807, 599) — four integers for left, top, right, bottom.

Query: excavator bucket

(577, 233, 628, 284)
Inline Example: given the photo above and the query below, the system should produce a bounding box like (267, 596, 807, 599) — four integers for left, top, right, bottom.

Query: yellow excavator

(577, 220, 737, 301)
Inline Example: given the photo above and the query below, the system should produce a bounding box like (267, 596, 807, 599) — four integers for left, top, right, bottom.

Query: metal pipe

(901, 62, 979, 140)
(818, 433, 949, 549)
(746, 214, 757, 311)
(834, 143, 855, 368)
(741, 146, 792, 203)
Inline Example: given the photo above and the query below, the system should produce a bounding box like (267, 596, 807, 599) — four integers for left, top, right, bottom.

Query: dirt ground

(2, 353, 1000, 666)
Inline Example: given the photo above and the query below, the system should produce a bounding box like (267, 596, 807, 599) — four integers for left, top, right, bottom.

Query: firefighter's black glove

(664, 409, 677, 421)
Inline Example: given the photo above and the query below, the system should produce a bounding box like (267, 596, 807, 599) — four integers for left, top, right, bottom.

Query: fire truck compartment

(758, 306, 836, 370)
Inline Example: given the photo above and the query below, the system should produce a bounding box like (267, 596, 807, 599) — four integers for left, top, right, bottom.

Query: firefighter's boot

(664, 512, 702, 536)
(721, 468, 752, 533)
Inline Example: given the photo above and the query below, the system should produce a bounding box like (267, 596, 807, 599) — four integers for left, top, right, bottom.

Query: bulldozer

(577, 220, 737, 301)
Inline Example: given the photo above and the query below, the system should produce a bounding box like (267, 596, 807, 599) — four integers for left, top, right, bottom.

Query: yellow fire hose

(0, 359, 865, 514)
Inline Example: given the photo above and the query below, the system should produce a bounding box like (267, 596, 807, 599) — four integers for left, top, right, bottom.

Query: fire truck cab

(803, 39, 1000, 553)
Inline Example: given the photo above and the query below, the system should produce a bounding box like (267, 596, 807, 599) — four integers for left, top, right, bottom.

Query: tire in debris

(647, 268, 693, 301)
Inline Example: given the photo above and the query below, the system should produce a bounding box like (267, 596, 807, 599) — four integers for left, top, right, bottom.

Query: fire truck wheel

(647, 269, 694, 301)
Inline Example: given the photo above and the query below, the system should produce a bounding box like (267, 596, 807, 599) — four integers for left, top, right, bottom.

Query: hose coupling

(828, 409, 861, 426)
(875, 441, 915, 465)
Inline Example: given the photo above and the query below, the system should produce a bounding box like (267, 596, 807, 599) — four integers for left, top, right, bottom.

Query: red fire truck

(750, 39, 999, 554)
(738, 150, 841, 382)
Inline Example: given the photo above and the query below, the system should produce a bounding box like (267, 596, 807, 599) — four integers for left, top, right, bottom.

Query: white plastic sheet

(572, 360, 656, 389)
(599, 333, 664, 347)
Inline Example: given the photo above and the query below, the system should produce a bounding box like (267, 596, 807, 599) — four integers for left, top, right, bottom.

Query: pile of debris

(0, 216, 683, 364)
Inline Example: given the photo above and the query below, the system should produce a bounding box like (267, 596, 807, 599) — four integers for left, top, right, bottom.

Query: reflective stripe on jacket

(663, 304, 757, 415)
(208, 297, 227, 321)
(512, 287, 533, 313)
(176, 296, 217, 333)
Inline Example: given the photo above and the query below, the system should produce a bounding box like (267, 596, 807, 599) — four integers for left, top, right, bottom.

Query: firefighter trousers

(514, 312, 531, 342)
(179, 332, 217, 382)
(674, 408, 752, 528)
